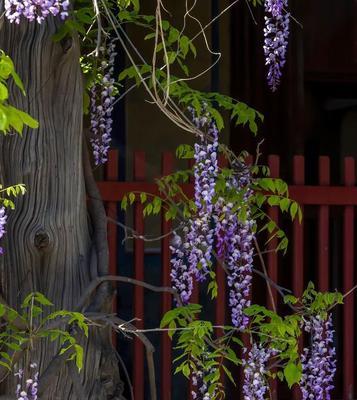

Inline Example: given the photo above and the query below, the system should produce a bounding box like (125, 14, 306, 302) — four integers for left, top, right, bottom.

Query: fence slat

(267, 155, 280, 310)
(267, 155, 280, 400)
(292, 155, 305, 296)
(161, 152, 174, 400)
(292, 155, 305, 400)
(106, 149, 119, 346)
(133, 151, 146, 400)
(318, 156, 330, 291)
(343, 157, 355, 400)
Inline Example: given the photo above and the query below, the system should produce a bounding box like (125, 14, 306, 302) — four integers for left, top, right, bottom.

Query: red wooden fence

(99, 150, 357, 400)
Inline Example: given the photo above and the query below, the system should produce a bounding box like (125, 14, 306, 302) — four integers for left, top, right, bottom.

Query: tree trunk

(0, 14, 125, 400)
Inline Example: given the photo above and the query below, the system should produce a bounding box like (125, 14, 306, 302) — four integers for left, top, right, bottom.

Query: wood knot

(34, 231, 50, 250)
(60, 36, 73, 53)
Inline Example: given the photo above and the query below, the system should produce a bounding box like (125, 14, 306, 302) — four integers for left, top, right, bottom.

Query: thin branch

(75, 275, 182, 312)
(254, 238, 276, 312)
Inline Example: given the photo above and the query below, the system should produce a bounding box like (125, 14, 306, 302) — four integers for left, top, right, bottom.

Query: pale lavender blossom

(170, 229, 193, 304)
(215, 161, 255, 330)
(0, 207, 7, 254)
(191, 364, 217, 400)
(300, 314, 336, 400)
(243, 343, 277, 400)
(187, 107, 219, 282)
(90, 40, 117, 165)
(15, 363, 39, 400)
(263, 0, 290, 91)
(5, 0, 69, 24)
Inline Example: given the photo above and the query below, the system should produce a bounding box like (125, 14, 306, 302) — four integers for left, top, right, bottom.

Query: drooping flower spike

(5, 0, 69, 24)
(243, 343, 277, 400)
(170, 106, 219, 304)
(263, 0, 290, 91)
(300, 314, 337, 400)
(15, 362, 39, 400)
(187, 107, 219, 282)
(90, 39, 117, 165)
(215, 161, 255, 330)
(0, 207, 7, 255)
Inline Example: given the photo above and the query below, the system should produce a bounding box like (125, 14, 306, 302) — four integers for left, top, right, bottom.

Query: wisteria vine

(89, 40, 117, 165)
(300, 314, 337, 400)
(15, 363, 39, 400)
(0, 207, 7, 255)
(243, 343, 277, 400)
(187, 108, 219, 282)
(5, 0, 69, 24)
(263, 0, 290, 91)
(215, 162, 255, 330)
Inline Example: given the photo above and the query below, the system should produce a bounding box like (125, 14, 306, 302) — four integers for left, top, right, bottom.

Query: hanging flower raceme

(263, 0, 290, 91)
(243, 343, 277, 400)
(15, 363, 39, 400)
(215, 161, 255, 330)
(170, 229, 193, 305)
(191, 369, 210, 400)
(90, 40, 117, 165)
(5, 0, 69, 24)
(187, 107, 219, 282)
(0, 207, 7, 255)
(300, 314, 337, 400)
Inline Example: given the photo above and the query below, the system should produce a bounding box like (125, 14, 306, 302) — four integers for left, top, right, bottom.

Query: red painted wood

(105, 150, 119, 346)
(292, 156, 305, 297)
(161, 152, 174, 400)
(97, 181, 357, 205)
(267, 155, 280, 400)
(343, 157, 355, 400)
(292, 156, 304, 400)
(133, 151, 146, 400)
(267, 155, 280, 310)
(318, 157, 330, 292)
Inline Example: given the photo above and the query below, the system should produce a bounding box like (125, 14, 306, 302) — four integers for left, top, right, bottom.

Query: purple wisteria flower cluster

(215, 162, 255, 330)
(90, 40, 117, 165)
(170, 229, 192, 304)
(263, 0, 290, 91)
(242, 343, 277, 400)
(187, 108, 219, 282)
(0, 207, 7, 255)
(15, 363, 39, 400)
(300, 314, 336, 400)
(170, 107, 219, 304)
(5, 0, 69, 24)
(191, 365, 217, 400)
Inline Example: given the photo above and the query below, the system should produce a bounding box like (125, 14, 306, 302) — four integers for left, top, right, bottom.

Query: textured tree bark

(0, 14, 125, 400)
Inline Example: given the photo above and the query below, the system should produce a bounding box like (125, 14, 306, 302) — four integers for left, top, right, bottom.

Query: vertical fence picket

(292, 155, 305, 400)
(216, 155, 227, 333)
(292, 155, 305, 297)
(133, 151, 146, 400)
(106, 149, 119, 346)
(318, 156, 330, 292)
(161, 152, 174, 400)
(343, 157, 355, 400)
(267, 155, 280, 400)
(267, 155, 280, 310)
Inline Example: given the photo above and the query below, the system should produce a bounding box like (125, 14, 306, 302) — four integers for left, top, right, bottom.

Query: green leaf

(14, 108, 38, 129)
(290, 202, 298, 220)
(284, 362, 301, 388)
(0, 82, 9, 101)
(74, 344, 84, 371)
(11, 70, 25, 95)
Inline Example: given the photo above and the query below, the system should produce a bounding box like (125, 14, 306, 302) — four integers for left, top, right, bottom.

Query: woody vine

(0, 0, 348, 399)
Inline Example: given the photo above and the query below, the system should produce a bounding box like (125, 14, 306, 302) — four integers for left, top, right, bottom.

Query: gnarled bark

(0, 15, 125, 399)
